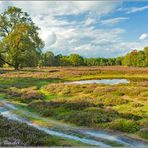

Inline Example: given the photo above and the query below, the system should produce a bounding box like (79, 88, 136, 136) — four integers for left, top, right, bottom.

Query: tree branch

(0, 57, 14, 67)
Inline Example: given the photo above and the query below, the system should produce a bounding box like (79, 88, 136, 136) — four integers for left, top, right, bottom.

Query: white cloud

(126, 5, 148, 14)
(101, 17, 128, 26)
(0, 1, 120, 16)
(139, 33, 148, 40)
(0, 1, 147, 58)
(118, 5, 148, 14)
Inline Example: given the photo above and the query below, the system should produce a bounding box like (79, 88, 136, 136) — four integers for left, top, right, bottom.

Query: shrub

(138, 128, 148, 139)
(7, 87, 22, 97)
(120, 113, 142, 120)
(140, 91, 148, 97)
(62, 101, 96, 110)
(58, 86, 71, 95)
(113, 91, 125, 96)
(98, 97, 129, 106)
(131, 102, 143, 107)
(65, 107, 119, 127)
(21, 90, 44, 103)
(109, 119, 140, 133)
(93, 87, 117, 96)
(138, 119, 148, 128)
(29, 101, 64, 117)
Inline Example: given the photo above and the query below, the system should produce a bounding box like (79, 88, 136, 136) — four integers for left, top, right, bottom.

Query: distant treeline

(41, 47, 148, 67)
(43, 53, 122, 66)
(0, 47, 148, 68)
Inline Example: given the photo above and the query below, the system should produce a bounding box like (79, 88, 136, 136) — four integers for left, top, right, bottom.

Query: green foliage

(65, 108, 119, 127)
(42, 52, 122, 67)
(0, 6, 44, 69)
(69, 54, 84, 66)
(84, 57, 122, 66)
(21, 90, 44, 103)
(109, 119, 140, 133)
(35, 47, 148, 67)
(122, 48, 148, 67)
(43, 51, 55, 66)
(62, 101, 96, 110)
(7, 87, 44, 103)
(138, 128, 148, 139)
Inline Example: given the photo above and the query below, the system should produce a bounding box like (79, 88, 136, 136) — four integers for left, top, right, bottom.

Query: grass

(0, 66, 148, 143)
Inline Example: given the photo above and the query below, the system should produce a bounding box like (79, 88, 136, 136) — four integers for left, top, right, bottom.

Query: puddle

(0, 108, 110, 147)
(65, 79, 129, 85)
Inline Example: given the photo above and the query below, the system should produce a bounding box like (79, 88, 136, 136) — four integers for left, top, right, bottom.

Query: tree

(54, 54, 62, 66)
(60, 56, 71, 66)
(115, 57, 122, 65)
(144, 47, 148, 66)
(130, 50, 138, 66)
(137, 51, 145, 67)
(69, 54, 84, 66)
(0, 6, 44, 70)
(43, 51, 55, 66)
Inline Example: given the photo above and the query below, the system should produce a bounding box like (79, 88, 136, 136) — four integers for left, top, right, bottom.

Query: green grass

(0, 77, 63, 89)
(67, 74, 148, 81)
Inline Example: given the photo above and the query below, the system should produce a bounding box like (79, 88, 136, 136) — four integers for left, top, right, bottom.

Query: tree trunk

(14, 61, 19, 70)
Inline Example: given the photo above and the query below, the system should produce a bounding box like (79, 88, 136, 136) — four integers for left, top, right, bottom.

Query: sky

(0, 1, 148, 58)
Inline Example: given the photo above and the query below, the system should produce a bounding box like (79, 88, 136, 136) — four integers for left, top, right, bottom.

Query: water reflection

(65, 79, 129, 85)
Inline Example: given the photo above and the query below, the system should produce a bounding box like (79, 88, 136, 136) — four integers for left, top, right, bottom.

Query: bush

(138, 119, 148, 128)
(62, 101, 96, 110)
(120, 113, 142, 120)
(113, 91, 125, 96)
(98, 97, 129, 106)
(29, 101, 65, 117)
(21, 90, 44, 103)
(138, 128, 148, 139)
(7, 87, 22, 97)
(109, 119, 140, 133)
(65, 107, 119, 127)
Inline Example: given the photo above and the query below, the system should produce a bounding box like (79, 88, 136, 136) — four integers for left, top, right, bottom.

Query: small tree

(69, 54, 84, 66)
(43, 51, 55, 66)
(144, 47, 148, 66)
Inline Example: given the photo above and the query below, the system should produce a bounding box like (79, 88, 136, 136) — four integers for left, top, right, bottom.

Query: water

(0, 102, 147, 147)
(3, 102, 18, 110)
(83, 130, 146, 147)
(65, 79, 129, 85)
(0, 107, 7, 113)
(0, 109, 110, 147)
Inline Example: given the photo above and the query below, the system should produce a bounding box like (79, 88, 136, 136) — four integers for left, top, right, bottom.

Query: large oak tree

(0, 6, 44, 69)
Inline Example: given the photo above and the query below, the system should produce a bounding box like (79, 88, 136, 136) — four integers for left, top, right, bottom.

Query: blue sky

(0, 1, 148, 58)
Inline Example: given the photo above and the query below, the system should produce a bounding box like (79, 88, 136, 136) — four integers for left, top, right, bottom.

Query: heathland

(0, 66, 148, 146)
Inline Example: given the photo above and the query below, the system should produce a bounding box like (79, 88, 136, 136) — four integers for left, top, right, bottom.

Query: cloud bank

(0, 1, 148, 58)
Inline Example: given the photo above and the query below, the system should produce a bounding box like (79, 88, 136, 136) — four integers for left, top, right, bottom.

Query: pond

(65, 79, 129, 85)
